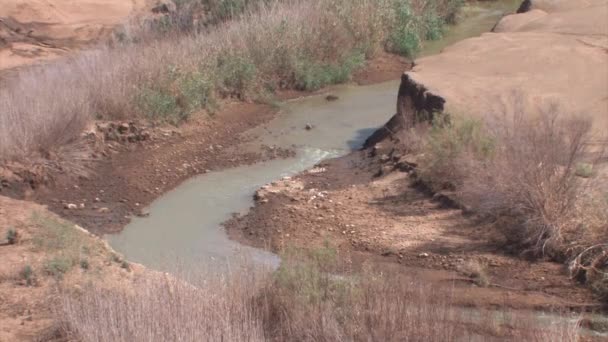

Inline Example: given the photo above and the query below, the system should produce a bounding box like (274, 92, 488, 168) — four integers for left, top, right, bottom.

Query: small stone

(325, 95, 339, 101)
(418, 253, 430, 258)
(94, 197, 101, 202)
(305, 123, 313, 130)
(98, 207, 110, 213)
(79, 203, 85, 209)
(64, 203, 78, 210)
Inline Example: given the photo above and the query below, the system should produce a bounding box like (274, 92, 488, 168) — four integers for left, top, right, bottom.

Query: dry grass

(60, 249, 582, 342)
(412, 104, 608, 298)
(0, 0, 462, 162)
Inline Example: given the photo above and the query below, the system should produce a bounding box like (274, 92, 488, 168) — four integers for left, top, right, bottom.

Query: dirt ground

(0, 195, 149, 342)
(0, 53, 411, 236)
(225, 142, 605, 313)
(0, 0, 155, 71)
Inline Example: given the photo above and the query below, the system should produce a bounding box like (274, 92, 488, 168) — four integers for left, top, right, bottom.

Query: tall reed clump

(0, 0, 463, 160)
(60, 249, 581, 341)
(414, 105, 608, 298)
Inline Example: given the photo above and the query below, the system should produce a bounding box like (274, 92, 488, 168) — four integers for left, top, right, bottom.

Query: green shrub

(137, 87, 181, 122)
(6, 228, 18, 245)
(388, 1, 421, 57)
(20, 265, 35, 286)
(419, 114, 494, 190)
(80, 259, 90, 270)
(423, 10, 444, 41)
(177, 71, 215, 114)
(217, 54, 257, 100)
(44, 256, 73, 279)
(294, 52, 365, 91)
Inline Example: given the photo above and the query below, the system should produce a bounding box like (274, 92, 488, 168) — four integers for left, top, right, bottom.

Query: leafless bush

(60, 252, 582, 341)
(460, 107, 604, 258)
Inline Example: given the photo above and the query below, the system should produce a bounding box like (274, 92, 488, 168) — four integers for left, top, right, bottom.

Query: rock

(137, 210, 150, 217)
(379, 154, 390, 163)
(94, 197, 101, 202)
(418, 253, 429, 258)
(64, 203, 78, 210)
(98, 207, 110, 213)
(325, 95, 339, 101)
(305, 123, 313, 130)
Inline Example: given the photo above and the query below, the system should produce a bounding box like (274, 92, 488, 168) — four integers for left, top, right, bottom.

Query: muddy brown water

(106, 1, 521, 273)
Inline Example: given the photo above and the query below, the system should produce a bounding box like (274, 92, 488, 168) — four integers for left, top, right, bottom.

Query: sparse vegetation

(6, 228, 18, 245)
(45, 256, 73, 280)
(0, 0, 465, 162)
(20, 265, 35, 286)
(79, 259, 90, 270)
(61, 250, 582, 341)
(412, 105, 608, 297)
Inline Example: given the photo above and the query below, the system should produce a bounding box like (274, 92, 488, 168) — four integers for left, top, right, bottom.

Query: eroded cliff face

(0, 0, 153, 71)
(372, 0, 608, 147)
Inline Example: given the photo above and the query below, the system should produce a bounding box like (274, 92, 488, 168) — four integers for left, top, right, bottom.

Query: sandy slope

(0, 0, 152, 71)
(403, 0, 608, 136)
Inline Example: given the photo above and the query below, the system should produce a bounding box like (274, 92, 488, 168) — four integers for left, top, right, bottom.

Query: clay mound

(0, 0, 153, 71)
(396, 0, 608, 137)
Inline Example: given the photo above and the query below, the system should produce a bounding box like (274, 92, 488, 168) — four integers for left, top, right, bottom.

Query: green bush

(177, 71, 216, 114)
(20, 265, 35, 286)
(388, 1, 421, 57)
(80, 259, 90, 270)
(217, 55, 257, 100)
(6, 228, 18, 245)
(294, 52, 365, 91)
(137, 87, 180, 122)
(419, 114, 494, 190)
(44, 256, 73, 279)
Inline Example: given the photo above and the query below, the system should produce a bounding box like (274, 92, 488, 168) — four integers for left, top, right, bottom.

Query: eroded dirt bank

(0, 0, 156, 71)
(0, 54, 411, 236)
(225, 0, 608, 313)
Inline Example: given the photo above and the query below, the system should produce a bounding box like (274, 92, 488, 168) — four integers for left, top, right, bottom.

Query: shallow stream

(107, 1, 521, 273)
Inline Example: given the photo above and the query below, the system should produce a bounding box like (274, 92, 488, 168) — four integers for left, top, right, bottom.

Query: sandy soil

(0, 195, 148, 341)
(0, 0, 153, 71)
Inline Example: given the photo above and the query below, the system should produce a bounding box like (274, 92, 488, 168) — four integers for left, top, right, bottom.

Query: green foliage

(388, 1, 421, 57)
(44, 256, 73, 279)
(137, 86, 181, 123)
(177, 71, 216, 114)
(32, 214, 84, 252)
(274, 245, 352, 307)
(294, 52, 365, 91)
(20, 265, 35, 286)
(217, 54, 257, 99)
(80, 259, 90, 270)
(423, 10, 444, 41)
(6, 228, 17, 245)
(420, 114, 494, 189)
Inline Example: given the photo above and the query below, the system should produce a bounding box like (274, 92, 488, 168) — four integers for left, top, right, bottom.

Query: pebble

(64, 203, 78, 210)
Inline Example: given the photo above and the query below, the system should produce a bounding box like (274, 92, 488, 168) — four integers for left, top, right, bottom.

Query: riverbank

(0, 52, 410, 236)
(224, 0, 608, 313)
